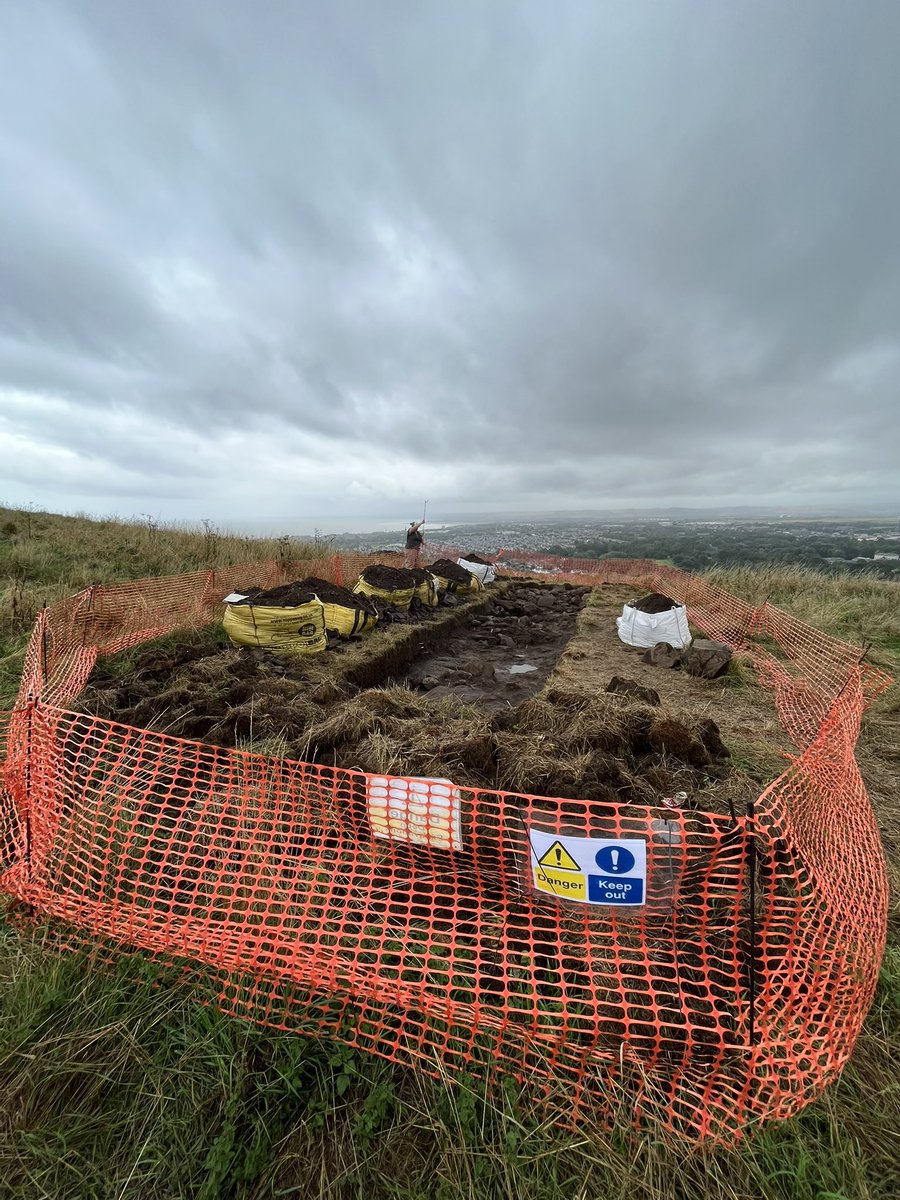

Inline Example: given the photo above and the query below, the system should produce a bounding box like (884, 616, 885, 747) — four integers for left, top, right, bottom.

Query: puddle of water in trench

(507, 663, 538, 674)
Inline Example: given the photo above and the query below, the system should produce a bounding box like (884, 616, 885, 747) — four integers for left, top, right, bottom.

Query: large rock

(409, 663, 457, 690)
(640, 642, 685, 669)
(606, 676, 661, 706)
(682, 640, 733, 679)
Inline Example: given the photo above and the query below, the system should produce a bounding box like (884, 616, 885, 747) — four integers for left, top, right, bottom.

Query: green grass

(0, 506, 332, 707)
(0, 512, 898, 1198)
(703, 564, 900, 666)
(1, 925, 897, 1200)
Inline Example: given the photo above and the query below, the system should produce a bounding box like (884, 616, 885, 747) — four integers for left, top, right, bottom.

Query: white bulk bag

(616, 603, 691, 650)
(457, 557, 496, 585)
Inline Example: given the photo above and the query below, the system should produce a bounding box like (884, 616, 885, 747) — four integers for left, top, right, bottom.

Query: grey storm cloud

(0, 0, 898, 523)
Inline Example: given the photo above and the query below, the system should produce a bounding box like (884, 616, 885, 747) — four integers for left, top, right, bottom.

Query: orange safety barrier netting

(0, 554, 891, 1143)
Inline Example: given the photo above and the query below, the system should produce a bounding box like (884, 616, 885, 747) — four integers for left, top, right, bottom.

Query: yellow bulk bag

(224, 599, 327, 654)
(320, 599, 378, 638)
(353, 578, 416, 611)
(275, 577, 378, 638)
(425, 559, 484, 596)
(413, 573, 440, 607)
(432, 571, 484, 596)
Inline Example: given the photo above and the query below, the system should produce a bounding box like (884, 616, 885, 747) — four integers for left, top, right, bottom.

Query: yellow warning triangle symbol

(537, 841, 582, 872)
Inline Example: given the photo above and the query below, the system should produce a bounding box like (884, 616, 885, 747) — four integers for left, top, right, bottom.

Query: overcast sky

(1, 0, 898, 530)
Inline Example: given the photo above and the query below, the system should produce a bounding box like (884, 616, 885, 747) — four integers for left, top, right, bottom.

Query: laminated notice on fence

(528, 827, 646, 906)
(367, 777, 463, 852)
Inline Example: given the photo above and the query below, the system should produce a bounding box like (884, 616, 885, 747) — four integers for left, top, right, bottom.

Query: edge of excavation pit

(337, 583, 512, 691)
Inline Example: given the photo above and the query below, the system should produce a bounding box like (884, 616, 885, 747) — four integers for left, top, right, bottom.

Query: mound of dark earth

(233, 577, 376, 613)
(629, 593, 680, 614)
(359, 564, 419, 590)
(427, 559, 475, 583)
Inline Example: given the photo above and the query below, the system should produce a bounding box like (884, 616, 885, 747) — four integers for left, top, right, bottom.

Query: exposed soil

(396, 581, 589, 711)
(426, 559, 474, 583)
(359, 564, 419, 590)
(406, 567, 434, 586)
(461, 552, 493, 565)
(552, 585, 794, 805)
(80, 579, 737, 811)
(233, 577, 377, 614)
(630, 592, 680, 614)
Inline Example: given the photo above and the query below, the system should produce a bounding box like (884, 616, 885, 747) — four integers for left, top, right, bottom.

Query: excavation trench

(390, 581, 590, 711)
(80, 579, 733, 805)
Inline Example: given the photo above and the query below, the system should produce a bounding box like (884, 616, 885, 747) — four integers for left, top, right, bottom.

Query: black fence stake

(40, 604, 48, 683)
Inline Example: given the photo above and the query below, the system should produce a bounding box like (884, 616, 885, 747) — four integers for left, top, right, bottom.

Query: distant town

(330, 516, 900, 580)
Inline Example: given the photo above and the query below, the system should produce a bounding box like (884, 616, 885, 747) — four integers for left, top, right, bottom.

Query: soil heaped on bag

(299, 688, 731, 803)
(359, 564, 419, 590)
(234, 577, 377, 614)
(630, 593, 680, 614)
(427, 559, 474, 583)
(461, 552, 493, 565)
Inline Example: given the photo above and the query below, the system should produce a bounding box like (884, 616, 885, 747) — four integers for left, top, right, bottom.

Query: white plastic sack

(616, 603, 691, 650)
(457, 558, 496, 585)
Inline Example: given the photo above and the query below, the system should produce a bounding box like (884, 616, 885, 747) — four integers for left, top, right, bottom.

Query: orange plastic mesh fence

(0, 554, 891, 1143)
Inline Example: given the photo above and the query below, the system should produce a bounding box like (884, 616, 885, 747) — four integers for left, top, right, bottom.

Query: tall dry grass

(705, 563, 900, 653)
(0, 505, 334, 705)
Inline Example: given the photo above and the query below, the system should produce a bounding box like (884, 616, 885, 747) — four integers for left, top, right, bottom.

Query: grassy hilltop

(0, 507, 898, 1200)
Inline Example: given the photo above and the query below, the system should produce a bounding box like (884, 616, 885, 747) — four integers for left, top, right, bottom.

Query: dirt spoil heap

(302, 687, 732, 807)
(629, 593, 680, 614)
(79, 636, 334, 748)
(232, 578, 376, 614)
(359, 564, 419, 591)
(427, 559, 475, 584)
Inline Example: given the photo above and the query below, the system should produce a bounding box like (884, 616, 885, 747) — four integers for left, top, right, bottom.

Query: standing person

(405, 519, 425, 567)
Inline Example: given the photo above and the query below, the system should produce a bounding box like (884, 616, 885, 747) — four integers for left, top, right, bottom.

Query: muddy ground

(78, 579, 764, 811)
(398, 581, 588, 710)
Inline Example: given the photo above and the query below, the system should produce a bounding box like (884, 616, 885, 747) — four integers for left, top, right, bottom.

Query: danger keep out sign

(527, 827, 646, 907)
